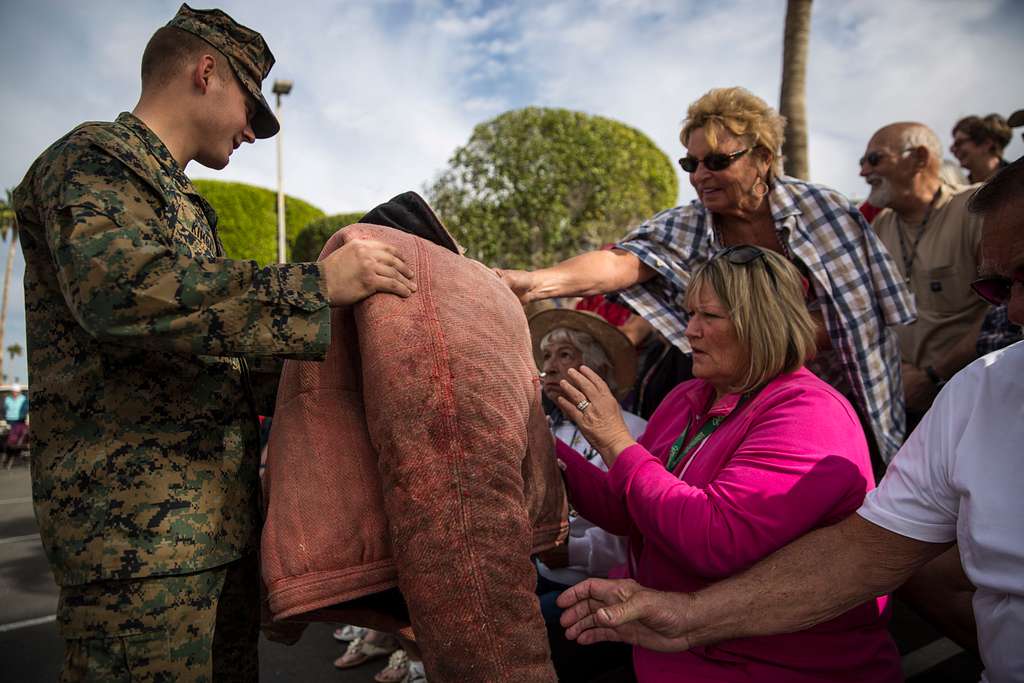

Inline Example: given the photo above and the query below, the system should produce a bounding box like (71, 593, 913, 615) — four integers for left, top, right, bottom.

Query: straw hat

(527, 308, 636, 398)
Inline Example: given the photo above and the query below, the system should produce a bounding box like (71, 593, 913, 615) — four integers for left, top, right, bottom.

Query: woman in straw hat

(529, 307, 647, 682)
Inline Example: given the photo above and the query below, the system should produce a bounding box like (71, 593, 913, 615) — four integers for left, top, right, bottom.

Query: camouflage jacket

(13, 113, 331, 586)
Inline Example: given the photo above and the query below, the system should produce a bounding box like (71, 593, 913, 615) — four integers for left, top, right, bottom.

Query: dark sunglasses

(971, 272, 1024, 306)
(679, 148, 749, 173)
(858, 151, 886, 167)
(859, 147, 912, 168)
(712, 245, 778, 289)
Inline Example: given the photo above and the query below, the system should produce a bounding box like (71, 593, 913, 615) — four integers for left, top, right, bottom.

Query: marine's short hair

(140, 25, 229, 91)
(684, 249, 817, 394)
(967, 155, 1024, 216)
(953, 114, 1013, 155)
(679, 87, 787, 180)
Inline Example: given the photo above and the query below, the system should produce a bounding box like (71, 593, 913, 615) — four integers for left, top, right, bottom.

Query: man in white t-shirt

(555, 156, 1024, 683)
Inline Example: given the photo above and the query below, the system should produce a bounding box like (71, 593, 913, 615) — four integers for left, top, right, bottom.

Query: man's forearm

(682, 515, 950, 647)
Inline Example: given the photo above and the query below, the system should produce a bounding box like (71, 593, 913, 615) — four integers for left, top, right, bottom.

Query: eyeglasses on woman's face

(678, 148, 750, 173)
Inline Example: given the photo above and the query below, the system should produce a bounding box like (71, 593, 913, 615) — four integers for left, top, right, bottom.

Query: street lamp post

(272, 79, 293, 263)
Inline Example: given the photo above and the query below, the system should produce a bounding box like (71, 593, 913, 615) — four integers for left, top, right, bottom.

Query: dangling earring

(752, 177, 769, 199)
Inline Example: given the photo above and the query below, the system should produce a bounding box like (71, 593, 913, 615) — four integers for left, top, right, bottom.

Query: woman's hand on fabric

(555, 366, 636, 467)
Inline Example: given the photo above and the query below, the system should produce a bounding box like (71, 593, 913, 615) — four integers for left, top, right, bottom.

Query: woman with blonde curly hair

(500, 86, 914, 470)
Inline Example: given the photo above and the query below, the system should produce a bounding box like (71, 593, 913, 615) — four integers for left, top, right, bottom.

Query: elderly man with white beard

(856, 123, 991, 654)
(859, 122, 988, 426)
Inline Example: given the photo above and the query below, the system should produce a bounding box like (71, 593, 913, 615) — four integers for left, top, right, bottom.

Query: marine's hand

(555, 366, 635, 467)
(322, 239, 416, 306)
(494, 268, 535, 304)
(557, 578, 697, 652)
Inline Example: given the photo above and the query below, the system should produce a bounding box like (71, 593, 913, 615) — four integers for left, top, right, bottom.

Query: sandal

(333, 635, 397, 669)
(403, 659, 427, 683)
(332, 625, 367, 642)
(374, 649, 410, 683)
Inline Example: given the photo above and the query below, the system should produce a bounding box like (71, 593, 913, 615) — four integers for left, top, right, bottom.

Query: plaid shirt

(976, 304, 1023, 357)
(614, 176, 916, 463)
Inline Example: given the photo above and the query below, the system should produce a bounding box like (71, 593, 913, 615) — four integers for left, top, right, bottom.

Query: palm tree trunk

(0, 219, 17, 384)
(779, 0, 813, 180)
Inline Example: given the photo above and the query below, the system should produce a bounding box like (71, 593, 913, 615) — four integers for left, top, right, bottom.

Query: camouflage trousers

(56, 553, 259, 683)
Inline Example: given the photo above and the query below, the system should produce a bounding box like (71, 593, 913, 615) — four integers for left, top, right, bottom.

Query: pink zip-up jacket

(557, 368, 902, 683)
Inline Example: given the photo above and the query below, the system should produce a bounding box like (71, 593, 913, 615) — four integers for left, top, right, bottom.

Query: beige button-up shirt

(873, 184, 987, 369)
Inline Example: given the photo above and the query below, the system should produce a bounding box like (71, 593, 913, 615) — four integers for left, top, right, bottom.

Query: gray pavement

(0, 462, 983, 682)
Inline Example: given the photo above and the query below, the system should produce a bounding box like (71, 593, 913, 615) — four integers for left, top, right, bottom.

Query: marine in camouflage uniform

(13, 6, 329, 681)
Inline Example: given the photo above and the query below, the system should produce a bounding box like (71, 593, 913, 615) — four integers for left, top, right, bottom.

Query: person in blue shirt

(2, 385, 29, 467)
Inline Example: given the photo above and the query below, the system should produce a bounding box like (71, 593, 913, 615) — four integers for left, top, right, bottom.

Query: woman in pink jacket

(551, 246, 902, 682)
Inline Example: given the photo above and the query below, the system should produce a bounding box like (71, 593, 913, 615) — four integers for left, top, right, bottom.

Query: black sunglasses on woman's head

(679, 148, 749, 173)
(712, 245, 778, 290)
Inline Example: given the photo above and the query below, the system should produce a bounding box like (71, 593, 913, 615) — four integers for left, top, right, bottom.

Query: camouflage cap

(167, 4, 280, 138)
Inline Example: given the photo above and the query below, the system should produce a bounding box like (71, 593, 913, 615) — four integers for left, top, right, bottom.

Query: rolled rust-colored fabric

(262, 195, 566, 682)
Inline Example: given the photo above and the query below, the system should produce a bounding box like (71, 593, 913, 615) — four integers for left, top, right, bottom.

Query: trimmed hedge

(193, 179, 325, 263)
(427, 107, 678, 269)
(292, 212, 366, 262)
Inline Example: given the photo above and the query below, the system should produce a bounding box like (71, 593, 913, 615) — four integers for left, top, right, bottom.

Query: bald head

(860, 122, 947, 214)
(870, 122, 943, 176)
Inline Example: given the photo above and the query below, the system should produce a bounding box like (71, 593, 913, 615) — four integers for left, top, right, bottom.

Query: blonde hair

(684, 249, 816, 394)
(679, 87, 786, 180)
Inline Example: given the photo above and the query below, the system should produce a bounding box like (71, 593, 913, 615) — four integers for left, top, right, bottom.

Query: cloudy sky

(1, 0, 1022, 383)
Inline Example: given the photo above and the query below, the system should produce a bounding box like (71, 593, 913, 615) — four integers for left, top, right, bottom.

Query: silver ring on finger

(576, 399, 591, 412)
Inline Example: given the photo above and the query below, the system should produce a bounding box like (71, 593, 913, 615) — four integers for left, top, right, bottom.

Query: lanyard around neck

(896, 187, 942, 280)
(664, 392, 753, 473)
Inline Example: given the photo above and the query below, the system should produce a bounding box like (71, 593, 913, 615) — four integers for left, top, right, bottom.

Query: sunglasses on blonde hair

(712, 245, 779, 290)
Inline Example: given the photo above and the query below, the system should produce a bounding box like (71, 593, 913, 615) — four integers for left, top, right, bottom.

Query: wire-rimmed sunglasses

(678, 148, 749, 173)
(971, 272, 1024, 306)
(858, 147, 913, 168)
(712, 245, 778, 290)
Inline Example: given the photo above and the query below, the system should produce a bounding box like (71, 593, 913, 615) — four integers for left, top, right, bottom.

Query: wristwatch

(924, 365, 946, 389)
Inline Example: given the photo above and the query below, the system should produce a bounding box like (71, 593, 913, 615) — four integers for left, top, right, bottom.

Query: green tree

(6, 342, 22, 361)
(426, 107, 678, 269)
(292, 212, 366, 262)
(193, 179, 325, 263)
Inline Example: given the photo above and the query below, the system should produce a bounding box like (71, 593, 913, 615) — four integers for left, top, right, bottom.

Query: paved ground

(0, 462, 983, 681)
